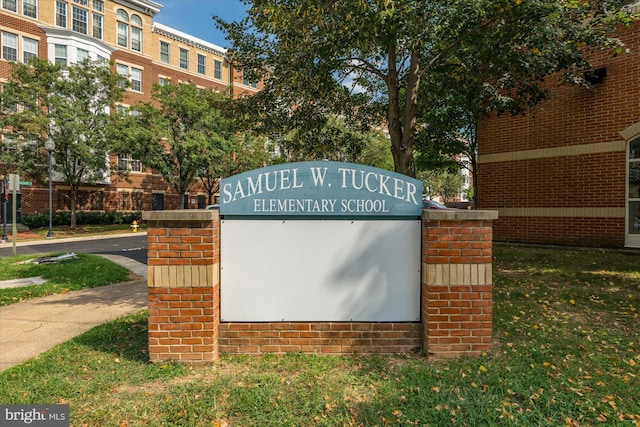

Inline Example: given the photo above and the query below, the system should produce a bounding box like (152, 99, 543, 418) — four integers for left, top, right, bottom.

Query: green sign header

(219, 161, 422, 217)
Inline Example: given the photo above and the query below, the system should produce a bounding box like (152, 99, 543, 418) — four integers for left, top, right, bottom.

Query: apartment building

(0, 0, 259, 217)
(476, 18, 640, 249)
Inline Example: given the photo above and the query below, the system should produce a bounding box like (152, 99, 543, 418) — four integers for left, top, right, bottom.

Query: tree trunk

(386, 47, 420, 178)
(70, 185, 77, 230)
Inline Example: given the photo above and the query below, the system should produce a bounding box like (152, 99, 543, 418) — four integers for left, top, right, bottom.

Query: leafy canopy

(217, 0, 636, 177)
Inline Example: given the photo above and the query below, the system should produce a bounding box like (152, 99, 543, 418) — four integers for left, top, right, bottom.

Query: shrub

(21, 211, 142, 228)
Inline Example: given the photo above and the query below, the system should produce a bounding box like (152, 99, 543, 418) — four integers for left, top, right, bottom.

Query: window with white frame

(116, 63, 128, 87)
(2, 32, 18, 61)
(117, 63, 142, 92)
(77, 48, 89, 62)
(117, 21, 127, 47)
(54, 44, 67, 65)
(117, 154, 142, 172)
(92, 0, 101, 11)
(131, 14, 142, 52)
(1, 134, 18, 155)
(1, 85, 18, 113)
(242, 76, 258, 88)
(197, 53, 206, 74)
(160, 41, 169, 64)
(73, 0, 87, 5)
(130, 67, 141, 91)
(72, 6, 88, 34)
(2, 0, 17, 12)
(159, 76, 170, 86)
(55, 1, 67, 28)
(22, 37, 38, 63)
(117, 154, 129, 170)
(179, 48, 188, 69)
(116, 9, 128, 47)
(92, 13, 102, 39)
(214, 59, 222, 80)
(23, 0, 37, 18)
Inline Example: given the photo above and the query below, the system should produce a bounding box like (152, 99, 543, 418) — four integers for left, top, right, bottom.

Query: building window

(55, 1, 67, 28)
(242, 76, 258, 89)
(77, 48, 89, 62)
(116, 63, 128, 87)
(72, 6, 88, 34)
(159, 77, 169, 86)
(23, 0, 36, 18)
(117, 22, 128, 47)
(131, 159, 142, 172)
(117, 155, 140, 172)
(160, 41, 169, 64)
(117, 154, 129, 171)
(54, 44, 67, 66)
(179, 48, 188, 69)
(214, 59, 222, 80)
(2, 32, 18, 62)
(92, 13, 102, 39)
(131, 26, 141, 52)
(130, 67, 141, 91)
(117, 63, 142, 92)
(92, 0, 101, 11)
(1, 134, 18, 155)
(72, 0, 87, 5)
(131, 14, 142, 52)
(2, 0, 17, 12)
(197, 54, 206, 74)
(22, 37, 38, 63)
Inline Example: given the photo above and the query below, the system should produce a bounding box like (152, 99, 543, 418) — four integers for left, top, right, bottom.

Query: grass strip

(0, 253, 136, 305)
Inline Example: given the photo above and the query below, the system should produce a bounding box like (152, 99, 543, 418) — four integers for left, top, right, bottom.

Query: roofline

(113, 0, 162, 17)
(152, 22, 227, 58)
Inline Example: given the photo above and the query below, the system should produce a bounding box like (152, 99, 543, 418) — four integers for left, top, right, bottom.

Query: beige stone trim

(423, 263, 492, 286)
(422, 209, 498, 221)
(620, 122, 640, 141)
(148, 263, 219, 288)
(477, 140, 626, 164)
(494, 207, 624, 218)
(142, 210, 219, 221)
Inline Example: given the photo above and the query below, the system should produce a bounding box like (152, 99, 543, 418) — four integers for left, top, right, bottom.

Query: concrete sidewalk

(0, 249, 148, 373)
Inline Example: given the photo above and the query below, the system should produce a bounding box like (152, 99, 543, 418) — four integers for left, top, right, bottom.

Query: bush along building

(0, 0, 260, 220)
(477, 18, 640, 249)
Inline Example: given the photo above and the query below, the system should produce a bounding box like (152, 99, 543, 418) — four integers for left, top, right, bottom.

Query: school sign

(219, 161, 423, 217)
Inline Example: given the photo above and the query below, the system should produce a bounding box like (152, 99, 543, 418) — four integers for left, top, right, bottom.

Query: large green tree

(217, 0, 635, 177)
(0, 58, 127, 228)
(113, 82, 234, 207)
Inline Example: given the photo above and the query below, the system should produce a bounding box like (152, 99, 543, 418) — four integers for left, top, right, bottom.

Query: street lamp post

(44, 138, 55, 239)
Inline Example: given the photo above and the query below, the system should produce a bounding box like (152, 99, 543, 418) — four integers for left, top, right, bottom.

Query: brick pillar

(142, 210, 220, 365)
(421, 210, 498, 359)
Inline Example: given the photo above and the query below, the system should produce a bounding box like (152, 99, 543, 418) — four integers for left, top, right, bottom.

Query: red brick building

(1, 0, 260, 218)
(477, 19, 640, 249)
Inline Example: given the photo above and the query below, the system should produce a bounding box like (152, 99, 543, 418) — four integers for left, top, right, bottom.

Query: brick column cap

(422, 209, 498, 221)
(142, 210, 219, 222)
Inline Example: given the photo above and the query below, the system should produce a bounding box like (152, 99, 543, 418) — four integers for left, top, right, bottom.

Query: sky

(153, 0, 249, 49)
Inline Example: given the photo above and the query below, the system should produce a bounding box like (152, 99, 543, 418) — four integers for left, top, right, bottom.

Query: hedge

(20, 211, 142, 229)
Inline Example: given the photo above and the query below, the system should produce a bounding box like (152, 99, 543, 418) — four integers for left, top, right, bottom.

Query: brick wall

(143, 210, 220, 364)
(219, 323, 422, 355)
(421, 210, 496, 359)
(477, 22, 640, 248)
(144, 209, 497, 364)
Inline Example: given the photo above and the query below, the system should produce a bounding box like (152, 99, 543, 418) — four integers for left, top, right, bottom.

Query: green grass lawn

(0, 245, 638, 426)
(0, 253, 137, 305)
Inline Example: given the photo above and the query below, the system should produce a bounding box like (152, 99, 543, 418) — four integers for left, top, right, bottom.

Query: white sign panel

(221, 219, 421, 322)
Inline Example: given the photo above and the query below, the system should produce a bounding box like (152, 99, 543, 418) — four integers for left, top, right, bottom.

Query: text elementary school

(220, 161, 422, 216)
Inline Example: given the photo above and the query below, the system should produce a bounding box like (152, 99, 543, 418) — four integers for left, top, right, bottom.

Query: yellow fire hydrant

(131, 220, 139, 233)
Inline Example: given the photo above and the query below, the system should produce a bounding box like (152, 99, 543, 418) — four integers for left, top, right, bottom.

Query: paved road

(0, 233, 148, 264)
